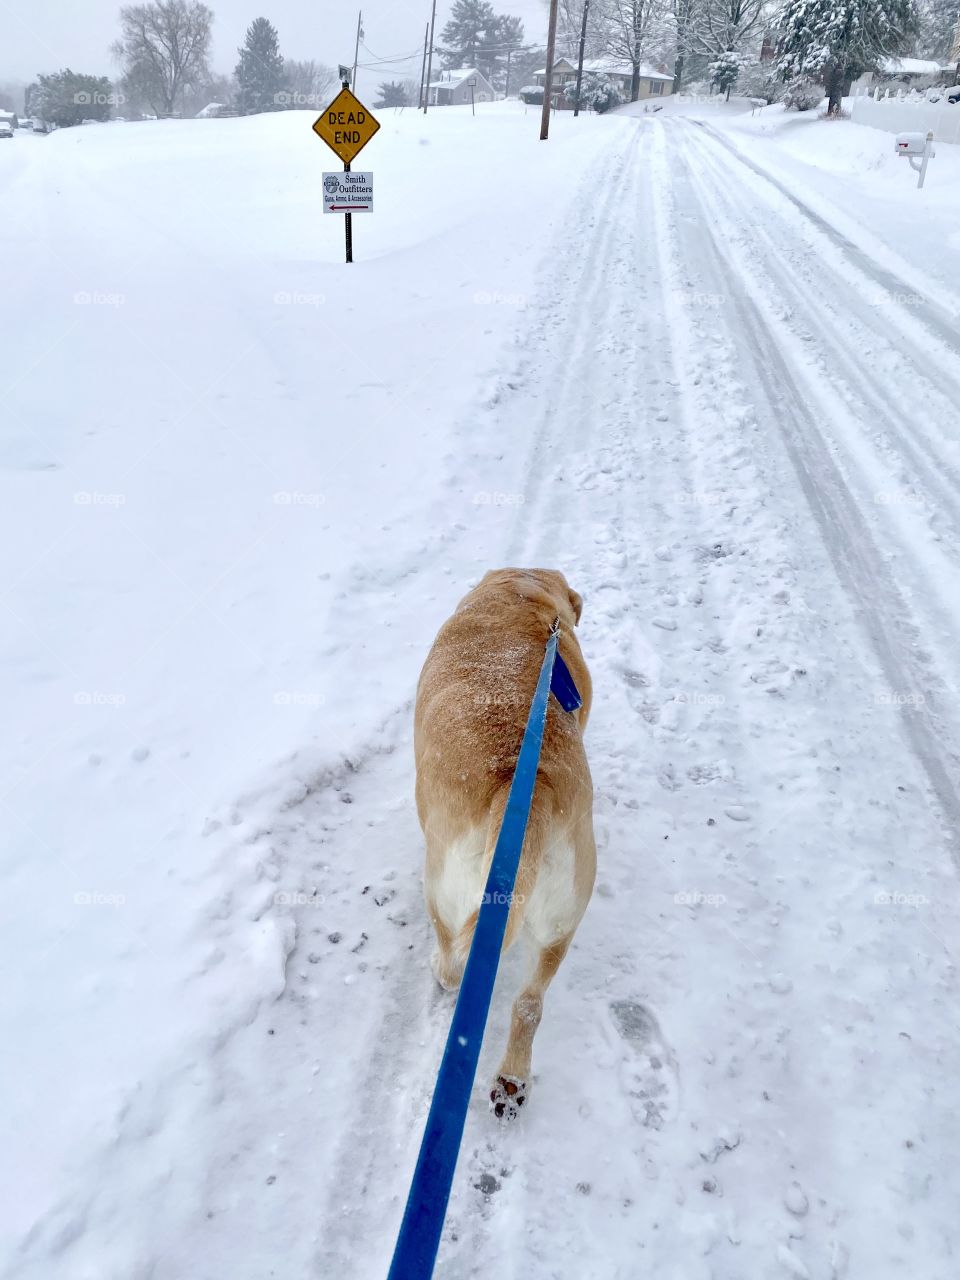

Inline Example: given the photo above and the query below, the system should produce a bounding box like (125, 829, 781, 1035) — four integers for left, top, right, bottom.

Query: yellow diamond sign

(312, 88, 380, 165)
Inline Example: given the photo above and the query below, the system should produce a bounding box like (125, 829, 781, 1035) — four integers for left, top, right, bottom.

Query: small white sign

(322, 171, 373, 213)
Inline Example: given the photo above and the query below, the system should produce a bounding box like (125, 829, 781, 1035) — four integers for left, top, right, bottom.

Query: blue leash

(387, 623, 581, 1279)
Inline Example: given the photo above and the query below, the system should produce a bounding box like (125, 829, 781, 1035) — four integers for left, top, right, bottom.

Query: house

(533, 57, 673, 104)
(852, 57, 947, 94)
(426, 67, 496, 107)
(0, 110, 18, 129)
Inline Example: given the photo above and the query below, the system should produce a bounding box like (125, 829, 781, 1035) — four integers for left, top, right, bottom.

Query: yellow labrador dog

(414, 568, 595, 1117)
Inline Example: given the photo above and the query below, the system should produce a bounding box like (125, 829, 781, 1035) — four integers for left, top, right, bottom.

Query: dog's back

(414, 568, 596, 1116)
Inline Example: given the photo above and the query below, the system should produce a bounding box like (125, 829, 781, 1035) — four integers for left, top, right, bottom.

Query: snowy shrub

(590, 75, 623, 114)
(782, 76, 824, 111)
(738, 60, 783, 104)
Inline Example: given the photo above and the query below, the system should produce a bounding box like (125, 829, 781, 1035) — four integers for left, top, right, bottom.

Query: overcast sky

(2, 0, 550, 86)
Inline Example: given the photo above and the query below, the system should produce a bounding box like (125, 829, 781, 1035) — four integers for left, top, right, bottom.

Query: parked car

(947, 84, 960, 105)
(0, 122, 14, 139)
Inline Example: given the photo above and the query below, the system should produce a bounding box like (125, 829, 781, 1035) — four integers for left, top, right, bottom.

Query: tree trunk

(826, 62, 844, 116)
(673, 52, 684, 94)
(631, 64, 640, 102)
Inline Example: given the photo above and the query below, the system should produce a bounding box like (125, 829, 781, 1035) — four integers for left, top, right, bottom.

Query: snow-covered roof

(429, 67, 491, 90)
(535, 58, 672, 81)
(195, 102, 226, 118)
(879, 57, 942, 76)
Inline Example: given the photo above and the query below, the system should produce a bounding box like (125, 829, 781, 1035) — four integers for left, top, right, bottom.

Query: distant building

(426, 68, 496, 107)
(533, 57, 674, 104)
(853, 57, 948, 93)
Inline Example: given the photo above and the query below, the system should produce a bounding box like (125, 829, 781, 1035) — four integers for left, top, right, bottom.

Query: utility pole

(573, 0, 590, 117)
(351, 10, 362, 94)
(540, 0, 560, 139)
(418, 20, 429, 108)
(505, 47, 512, 99)
(423, 0, 438, 113)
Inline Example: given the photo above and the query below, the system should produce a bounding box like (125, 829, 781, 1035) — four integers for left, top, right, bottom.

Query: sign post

(312, 77, 380, 263)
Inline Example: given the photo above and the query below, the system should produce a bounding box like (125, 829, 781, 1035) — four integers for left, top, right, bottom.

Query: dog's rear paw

(430, 948, 462, 991)
(490, 1074, 526, 1120)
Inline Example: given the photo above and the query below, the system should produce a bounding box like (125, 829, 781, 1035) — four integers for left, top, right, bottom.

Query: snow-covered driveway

(5, 111, 960, 1280)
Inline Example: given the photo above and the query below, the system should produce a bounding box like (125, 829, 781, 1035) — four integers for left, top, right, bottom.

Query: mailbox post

(895, 130, 935, 189)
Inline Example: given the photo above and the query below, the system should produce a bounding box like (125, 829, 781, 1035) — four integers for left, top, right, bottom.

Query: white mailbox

(895, 132, 928, 155)
(895, 131, 935, 188)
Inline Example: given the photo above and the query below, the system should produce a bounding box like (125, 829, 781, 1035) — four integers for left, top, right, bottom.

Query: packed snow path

(6, 114, 960, 1280)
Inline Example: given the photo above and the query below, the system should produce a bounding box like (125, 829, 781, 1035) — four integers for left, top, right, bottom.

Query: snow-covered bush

(738, 60, 783, 104)
(782, 75, 824, 111)
(589, 75, 623, 113)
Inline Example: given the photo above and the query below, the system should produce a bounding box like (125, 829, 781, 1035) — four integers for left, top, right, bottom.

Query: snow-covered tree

(113, 1, 213, 116)
(709, 47, 742, 94)
(441, 1, 526, 88)
(235, 17, 285, 115)
(593, 0, 664, 100)
(776, 0, 920, 115)
(685, 0, 763, 81)
(915, 0, 960, 61)
(31, 69, 115, 126)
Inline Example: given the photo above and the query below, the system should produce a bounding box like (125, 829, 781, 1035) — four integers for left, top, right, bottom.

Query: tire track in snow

(691, 119, 960, 354)
(669, 122, 960, 865)
(680, 123, 960, 559)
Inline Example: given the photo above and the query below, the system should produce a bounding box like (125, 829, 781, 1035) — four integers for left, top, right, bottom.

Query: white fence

(850, 91, 960, 145)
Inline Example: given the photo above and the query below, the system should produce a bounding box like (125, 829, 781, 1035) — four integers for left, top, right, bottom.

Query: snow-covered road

(5, 110, 960, 1280)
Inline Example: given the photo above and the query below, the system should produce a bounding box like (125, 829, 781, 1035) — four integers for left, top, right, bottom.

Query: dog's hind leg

(490, 933, 571, 1119)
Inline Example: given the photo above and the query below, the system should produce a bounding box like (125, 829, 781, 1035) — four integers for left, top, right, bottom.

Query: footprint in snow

(609, 1000, 679, 1131)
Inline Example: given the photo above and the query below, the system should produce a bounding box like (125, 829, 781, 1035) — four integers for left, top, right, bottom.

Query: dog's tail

(450, 783, 551, 969)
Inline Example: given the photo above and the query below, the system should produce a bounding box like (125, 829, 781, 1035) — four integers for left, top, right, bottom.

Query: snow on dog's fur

(414, 568, 596, 1117)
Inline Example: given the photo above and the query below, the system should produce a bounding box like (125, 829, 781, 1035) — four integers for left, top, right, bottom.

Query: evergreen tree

(776, 0, 919, 115)
(441, 0, 498, 68)
(32, 69, 115, 126)
(376, 80, 409, 107)
(440, 0, 525, 88)
(235, 17, 286, 115)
